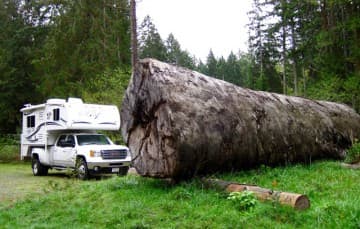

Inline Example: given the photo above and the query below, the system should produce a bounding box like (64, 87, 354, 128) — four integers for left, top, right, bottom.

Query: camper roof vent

(46, 98, 66, 105)
(67, 98, 83, 104)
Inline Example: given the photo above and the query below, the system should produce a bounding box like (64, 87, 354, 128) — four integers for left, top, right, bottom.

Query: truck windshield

(76, 135, 111, 146)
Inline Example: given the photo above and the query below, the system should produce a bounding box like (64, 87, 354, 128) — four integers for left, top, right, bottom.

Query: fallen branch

(202, 178, 310, 210)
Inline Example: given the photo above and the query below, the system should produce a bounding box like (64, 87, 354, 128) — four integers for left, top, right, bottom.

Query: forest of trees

(0, 0, 359, 134)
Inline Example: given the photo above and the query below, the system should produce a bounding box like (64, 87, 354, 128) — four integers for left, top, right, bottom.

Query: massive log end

(120, 58, 360, 179)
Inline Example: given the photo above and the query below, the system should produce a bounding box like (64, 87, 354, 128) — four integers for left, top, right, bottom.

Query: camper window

(27, 115, 35, 128)
(53, 108, 60, 121)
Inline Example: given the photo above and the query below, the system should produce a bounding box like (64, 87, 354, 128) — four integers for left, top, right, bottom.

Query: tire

(117, 166, 129, 176)
(76, 158, 90, 180)
(32, 158, 48, 176)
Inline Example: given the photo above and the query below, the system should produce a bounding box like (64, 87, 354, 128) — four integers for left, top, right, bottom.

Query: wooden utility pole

(130, 0, 138, 72)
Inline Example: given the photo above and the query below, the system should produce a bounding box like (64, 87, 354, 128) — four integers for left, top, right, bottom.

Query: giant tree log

(120, 58, 360, 179)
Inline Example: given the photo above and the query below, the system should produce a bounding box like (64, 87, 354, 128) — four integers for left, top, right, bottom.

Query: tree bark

(281, 0, 287, 95)
(130, 0, 138, 73)
(201, 178, 310, 210)
(120, 58, 360, 179)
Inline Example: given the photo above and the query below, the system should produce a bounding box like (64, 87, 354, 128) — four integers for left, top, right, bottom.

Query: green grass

(0, 161, 359, 228)
(0, 163, 78, 206)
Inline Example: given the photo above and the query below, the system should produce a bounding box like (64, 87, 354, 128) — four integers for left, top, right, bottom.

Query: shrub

(344, 141, 360, 164)
(0, 135, 20, 162)
(227, 191, 257, 211)
(0, 145, 19, 162)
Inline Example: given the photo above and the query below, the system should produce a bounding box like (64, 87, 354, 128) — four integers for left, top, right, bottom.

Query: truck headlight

(90, 150, 101, 157)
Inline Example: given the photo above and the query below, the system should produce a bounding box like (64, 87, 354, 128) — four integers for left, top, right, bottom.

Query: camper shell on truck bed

(20, 97, 120, 159)
(20, 98, 131, 179)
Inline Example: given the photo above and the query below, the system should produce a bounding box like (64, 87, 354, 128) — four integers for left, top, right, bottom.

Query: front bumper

(87, 161, 131, 174)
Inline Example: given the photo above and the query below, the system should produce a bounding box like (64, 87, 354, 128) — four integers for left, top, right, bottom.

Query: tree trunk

(120, 58, 360, 179)
(290, 17, 298, 96)
(281, 0, 287, 95)
(201, 178, 310, 210)
(130, 0, 138, 73)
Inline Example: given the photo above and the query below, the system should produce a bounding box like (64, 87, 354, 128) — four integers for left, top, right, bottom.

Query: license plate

(112, 168, 119, 173)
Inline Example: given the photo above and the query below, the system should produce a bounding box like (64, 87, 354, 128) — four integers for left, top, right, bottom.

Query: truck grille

(101, 149, 127, 160)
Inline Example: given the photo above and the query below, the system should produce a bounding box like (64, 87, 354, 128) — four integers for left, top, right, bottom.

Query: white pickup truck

(31, 132, 131, 179)
(20, 98, 132, 179)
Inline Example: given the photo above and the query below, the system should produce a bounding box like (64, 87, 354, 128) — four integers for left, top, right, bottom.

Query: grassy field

(0, 161, 359, 228)
(0, 163, 79, 206)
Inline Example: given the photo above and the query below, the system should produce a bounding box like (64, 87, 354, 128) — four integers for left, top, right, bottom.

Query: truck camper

(20, 98, 131, 179)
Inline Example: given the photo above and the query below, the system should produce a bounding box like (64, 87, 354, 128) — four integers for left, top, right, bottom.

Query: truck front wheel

(117, 166, 129, 176)
(76, 158, 90, 180)
(32, 158, 48, 176)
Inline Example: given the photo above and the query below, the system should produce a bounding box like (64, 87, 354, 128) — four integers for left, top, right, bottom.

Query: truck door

(53, 135, 76, 167)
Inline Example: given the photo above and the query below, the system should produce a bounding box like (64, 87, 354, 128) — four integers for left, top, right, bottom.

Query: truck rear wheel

(76, 158, 90, 180)
(32, 158, 48, 176)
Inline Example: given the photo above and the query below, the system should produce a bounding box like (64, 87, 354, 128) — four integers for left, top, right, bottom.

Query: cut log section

(202, 178, 310, 210)
(341, 162, 360, 169)
(120, 58, 360, 179)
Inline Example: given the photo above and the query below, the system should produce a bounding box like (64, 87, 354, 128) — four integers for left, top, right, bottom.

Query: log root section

(202, 178, 310, 210)
(121, 58, 360, 179)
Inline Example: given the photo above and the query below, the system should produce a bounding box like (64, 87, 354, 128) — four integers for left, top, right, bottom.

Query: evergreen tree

(238, 52, 255, 89)
(34, 0, 131, 98)
(196, 59, 207, 74)
(165, 33, 196, 69)
(216, 56, 227, 80)
(248, 0, 282, 93)
(247, 0, 360, 110)
(165, 33, 182, 64)
(138, 15, 167, 61)
(205, 49, 218, 77)
(0, 0, 49, 133)
(225, 52, 242, 86)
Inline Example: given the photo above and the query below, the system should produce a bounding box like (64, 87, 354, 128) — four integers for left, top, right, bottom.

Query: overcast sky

(137, 0, 253, 61)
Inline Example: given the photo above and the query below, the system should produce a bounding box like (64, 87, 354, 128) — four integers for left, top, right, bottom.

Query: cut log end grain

(292, 194, 311, 210)
(120, 58, 360, 179)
